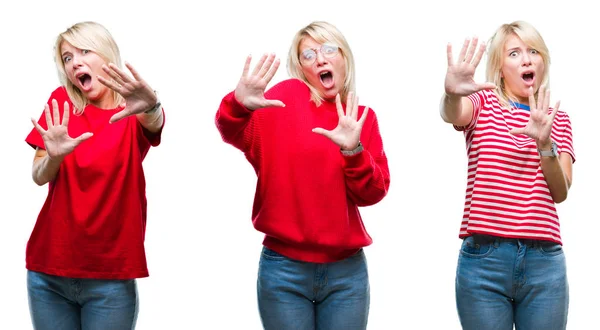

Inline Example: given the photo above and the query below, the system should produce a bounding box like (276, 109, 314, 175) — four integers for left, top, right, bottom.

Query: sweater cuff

(341, 149, 369, 169)
(227, 91, 253, 117)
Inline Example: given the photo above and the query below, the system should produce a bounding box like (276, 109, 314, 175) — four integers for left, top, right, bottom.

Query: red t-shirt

(216, 79, 390, 263)
(25, 87, 164, 279)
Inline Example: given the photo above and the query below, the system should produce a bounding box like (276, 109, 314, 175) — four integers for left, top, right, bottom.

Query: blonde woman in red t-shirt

(25, 21, 164, 330)
(216, 21, 390, 329)
(440, 21, 574, 330)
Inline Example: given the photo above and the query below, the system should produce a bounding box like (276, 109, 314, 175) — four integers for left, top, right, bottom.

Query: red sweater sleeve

(342, 110, 390, 206)
(215, 91, 256, 153)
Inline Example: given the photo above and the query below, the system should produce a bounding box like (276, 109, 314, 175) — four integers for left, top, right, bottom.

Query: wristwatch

(538, 141, 558, 157)
(145, 90, 161, 114)
(341, 141, 364, 156)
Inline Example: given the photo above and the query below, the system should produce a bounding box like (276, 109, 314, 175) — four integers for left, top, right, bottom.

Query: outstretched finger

(102, 64, 127, 86)
(31, 117, 47, 135)
(98, 75, 125, 94)
(472, 42, 487, 67)
(464, 37, 478, 64)
(263, 58, 280, 83)
(446, 43, 454, 67)
(542, 88, 551, 112)
(457, 38, 470, 64)
(44, 103, 53, 128)
(107, 63, 133, 84)
(352, 95, 360, 121)
(475, 82, 497, 92)
(550, 100, 560, 121)
(62, 101, 70, 127)
(241, 55, 252, 79)
(52, 99, 60, 127)
(258, 53, 276, 78)
(335, 94, 344, 119)
(125, 62, 143, 82)
(528, 87, 536, 110)
(358, 106, 370, 127)
(251, 54, 268, 77)
(346, 92, 355, 118)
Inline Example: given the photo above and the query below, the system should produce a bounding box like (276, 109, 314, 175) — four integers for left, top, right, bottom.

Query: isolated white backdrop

(1, 0, 598, 329)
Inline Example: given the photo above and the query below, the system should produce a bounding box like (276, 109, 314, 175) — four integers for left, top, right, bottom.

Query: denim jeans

(27, 270, 138, 330)
(456, 235, 569, 330)
(257, 246, 369, 330)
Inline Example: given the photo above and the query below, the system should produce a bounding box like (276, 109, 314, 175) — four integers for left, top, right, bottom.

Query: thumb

(109, 110, 128, 124)
(509, 128, 525, 135)
(312, 127, 331, 138)
(475, 82, 497, 92)
(74, 132, 94, 144)
(263, 99, 285, 108)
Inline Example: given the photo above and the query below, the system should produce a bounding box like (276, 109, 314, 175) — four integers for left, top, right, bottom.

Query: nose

(522, 52, 532, 66)
(315, 51, 328, 65)
(71, 55, 83, 67)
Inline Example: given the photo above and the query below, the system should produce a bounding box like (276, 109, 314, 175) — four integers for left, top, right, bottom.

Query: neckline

(509, 101, 530, 111)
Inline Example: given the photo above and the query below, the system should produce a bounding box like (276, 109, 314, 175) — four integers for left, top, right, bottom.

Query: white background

(1, 0, 598, 329)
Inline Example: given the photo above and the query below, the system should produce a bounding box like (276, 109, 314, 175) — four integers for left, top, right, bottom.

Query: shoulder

(268, 78, 309, 94)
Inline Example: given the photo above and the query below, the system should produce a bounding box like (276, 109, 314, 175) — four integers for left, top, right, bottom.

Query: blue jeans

(27, 270, 138, 330)
(257, 246, 369, 330)
(456, 235, 569, 330)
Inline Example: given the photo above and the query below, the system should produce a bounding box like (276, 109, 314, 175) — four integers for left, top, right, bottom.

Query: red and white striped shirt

(454, 90, 575, 244)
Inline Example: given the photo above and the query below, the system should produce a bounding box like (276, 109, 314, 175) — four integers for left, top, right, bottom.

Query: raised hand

(31, 99, 93, 160)
(445, 37, 496, 97)
(97, 62, 158, 123)
(312, 92, 369, 151)
(509, 86, 558, 146)
(234, 53, 285, 111)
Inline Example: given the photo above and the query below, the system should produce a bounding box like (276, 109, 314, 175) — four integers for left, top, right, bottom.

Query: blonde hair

(287, 21, 356, 106)
(54, 21, 124, 114)
(486, 21, 551, 108)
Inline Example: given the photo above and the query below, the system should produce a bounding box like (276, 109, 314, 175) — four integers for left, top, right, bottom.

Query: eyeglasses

(299, 44, 340, 65)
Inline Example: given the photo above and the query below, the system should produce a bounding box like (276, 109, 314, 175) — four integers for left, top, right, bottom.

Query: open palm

(510, 86, 558, 145)
(445, 37, 496, 97)
(31, 99, 93, 160)
(312, 92, 369, 150)
(234, 53, 285, 111)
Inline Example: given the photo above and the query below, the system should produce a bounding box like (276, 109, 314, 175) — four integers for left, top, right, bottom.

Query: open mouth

(522, 72, 535, 84)
(319, 71, 334, 88)
(77, 73, 92, 90)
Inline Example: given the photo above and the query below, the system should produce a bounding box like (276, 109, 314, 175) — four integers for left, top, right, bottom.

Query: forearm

(136, 107, 164, 133)
(215, 92, 254, 150)
(343, 151, 390, 206)
(32, 154, 63, 186)
(540, 156, 570, 203)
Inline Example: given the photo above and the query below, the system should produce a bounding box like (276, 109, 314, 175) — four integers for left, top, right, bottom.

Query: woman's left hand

(509, 86, 559, 148)
(97, 62, 158, 123)
(312, 92, 369, 151)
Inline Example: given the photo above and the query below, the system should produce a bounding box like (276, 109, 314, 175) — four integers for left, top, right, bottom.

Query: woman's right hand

(31, 99, 93, 160)
(445, 37, 496, 97)
(234, 53, 285, 111)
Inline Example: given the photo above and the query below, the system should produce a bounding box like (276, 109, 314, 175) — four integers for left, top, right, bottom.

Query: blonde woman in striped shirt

(440, 21, 574, 330)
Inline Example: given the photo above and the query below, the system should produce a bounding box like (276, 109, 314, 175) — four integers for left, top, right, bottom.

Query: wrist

(341, 141, 364, 156)
(536, 139, 553, 151)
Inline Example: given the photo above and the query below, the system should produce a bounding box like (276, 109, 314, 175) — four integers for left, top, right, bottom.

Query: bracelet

(340, 141, 364, 156)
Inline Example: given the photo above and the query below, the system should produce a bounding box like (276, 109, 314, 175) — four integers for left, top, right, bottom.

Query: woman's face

(61, 41, 113, 108)
(298, 36, 347, 102)
(500, 33, 545, 104)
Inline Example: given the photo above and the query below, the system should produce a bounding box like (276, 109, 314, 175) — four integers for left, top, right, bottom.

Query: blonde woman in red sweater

(215, 21, 390, 330)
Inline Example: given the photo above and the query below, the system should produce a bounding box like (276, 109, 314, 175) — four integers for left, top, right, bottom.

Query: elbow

(32, 176, 46, 186)
(553, 191, 568, 204)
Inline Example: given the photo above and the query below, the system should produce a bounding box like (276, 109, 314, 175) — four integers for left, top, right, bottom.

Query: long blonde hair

(54, 21, 124, 114)
(287, 21, 356, 106)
